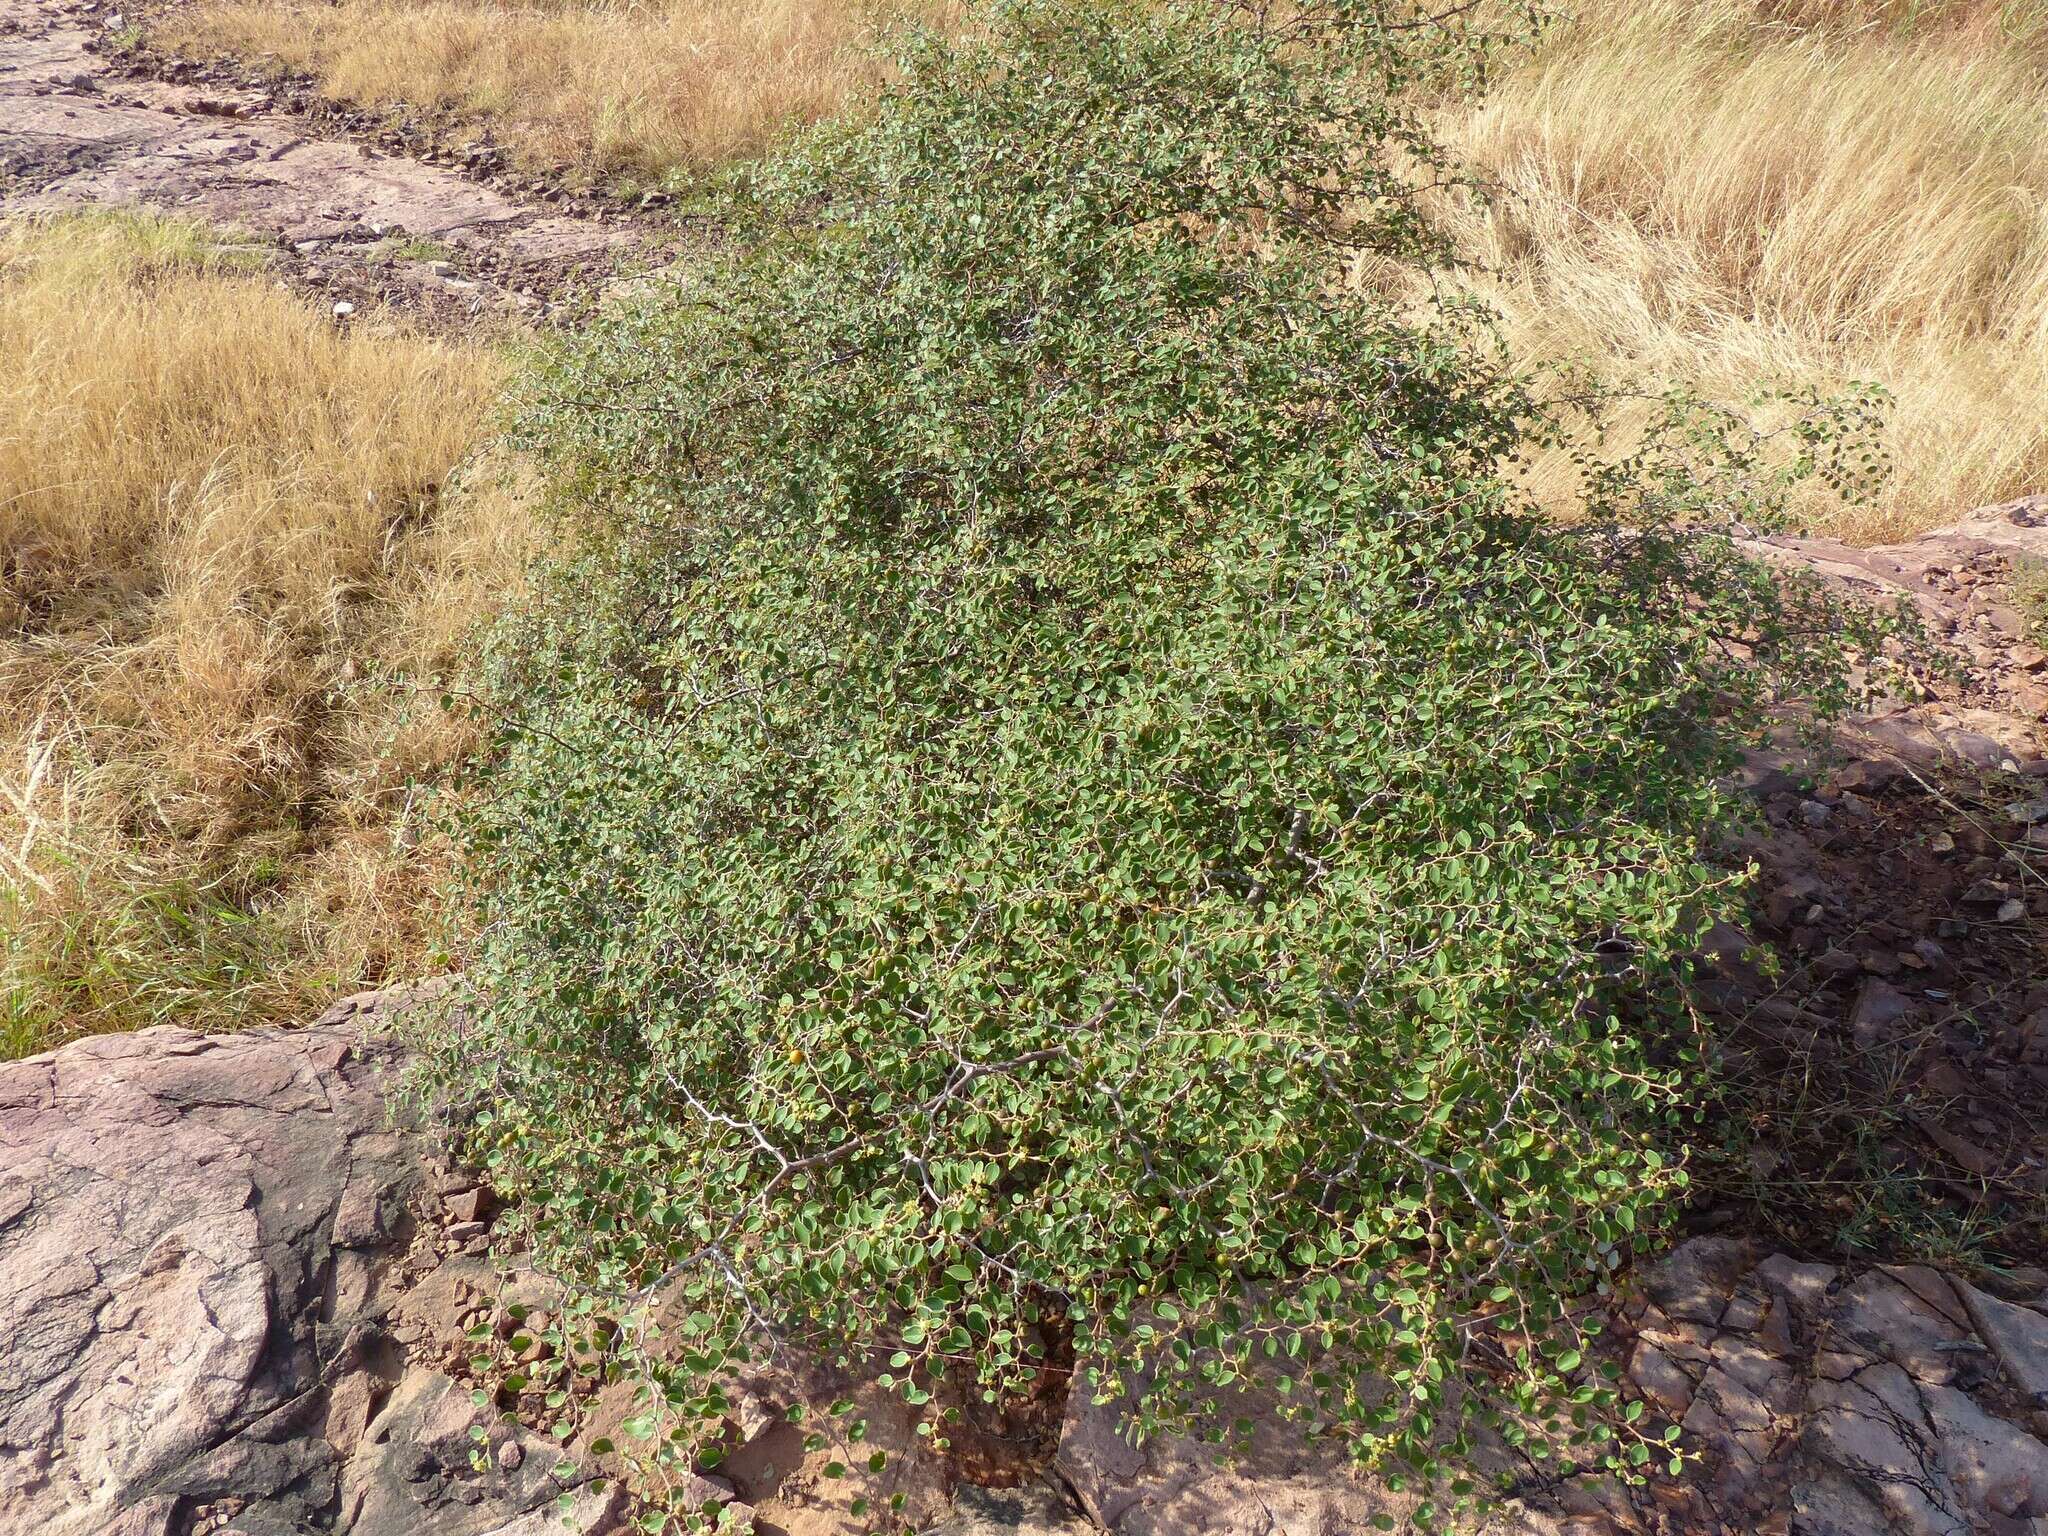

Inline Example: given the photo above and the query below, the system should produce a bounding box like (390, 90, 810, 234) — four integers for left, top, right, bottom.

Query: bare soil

(1691, 499, 2048, 1278)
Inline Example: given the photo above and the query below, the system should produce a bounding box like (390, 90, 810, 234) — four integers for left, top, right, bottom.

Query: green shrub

(428, 0, 1882, 1512)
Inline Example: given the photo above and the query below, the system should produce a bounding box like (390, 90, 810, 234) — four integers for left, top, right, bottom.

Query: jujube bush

(424, 0, 1879, 1515)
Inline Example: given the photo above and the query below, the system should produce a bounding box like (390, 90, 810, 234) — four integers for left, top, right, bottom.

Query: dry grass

(165, 0, 2048, 540)
(162, 0, 937, 183)
(1438, 0, 2048, 541)
(0, 212, 537, 1059)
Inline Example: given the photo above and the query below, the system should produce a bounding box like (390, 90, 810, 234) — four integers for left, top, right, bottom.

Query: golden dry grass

(165, 0, 2048, 540)
(1440, 0, 2048, 540)
(0, 212, 537, 1058)
(162, 0, 936, 182)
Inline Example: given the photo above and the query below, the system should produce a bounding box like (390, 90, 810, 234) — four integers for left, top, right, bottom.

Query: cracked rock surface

(1054, 1239, 2048, 1536)
(1598, 1238, 2048, 1536)
(5, 1013, 2048, 1536)
(0, 998, 624, 1536)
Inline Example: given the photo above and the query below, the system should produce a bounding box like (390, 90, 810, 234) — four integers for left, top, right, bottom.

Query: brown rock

(1962, 1287, 2048, 1407)
(323, 1372, 381, 1461)
(0, 1024, 408, 1532)
(1912, 1114, 2003, 1177)
(1764, 877, 1828, 931)
(474, 1483, 631, 1536)
(103, 1497, 180, 1536)
(673, 1471, 738, 1508)
(0, 4, 621, 315)
(1625, 1239, 2048, 1536)
(0, 1005, 625, 1536)
(445, 1185, 494, 1224)
(1836, 758, 1904, 793)
(1629, 1340, 1698, 1415)
(1850, 979, 1918, 1048)
(1812, 948, 1862, 980)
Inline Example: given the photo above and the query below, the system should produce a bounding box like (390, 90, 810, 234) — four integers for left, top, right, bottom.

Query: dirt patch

(1696, 750, 2048, 1267)
(1679, 497, 2048, 1274)
(0, 0, 640, 320)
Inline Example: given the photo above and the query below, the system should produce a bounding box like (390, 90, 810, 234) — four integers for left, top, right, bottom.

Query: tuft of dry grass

(1437, 0, 2048, 541)
(162, 0, 938, 183)
(0, 212, 537, 1059)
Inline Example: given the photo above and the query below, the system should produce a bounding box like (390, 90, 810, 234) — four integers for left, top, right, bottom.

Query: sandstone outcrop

(0, 0, 622, 319)
(0, 999, 622, 1536)
(7, 997, 2048, 1536)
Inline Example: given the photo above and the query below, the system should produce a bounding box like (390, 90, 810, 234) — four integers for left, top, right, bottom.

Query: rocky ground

(1712, 497, 2048, 1274)
(0, 988, 1083, 1536)
(0, 985, 1431, 1536)
(2, 501, 2042, 1536)
(4, 0, 2047, 1527)
(1601, 1240, 2048, 1536)
(5, 984, 2046, 1536)
(0, 0, 638, 320)
(1747, 496, 2048, 759)
(5, 499, 2036, 1536)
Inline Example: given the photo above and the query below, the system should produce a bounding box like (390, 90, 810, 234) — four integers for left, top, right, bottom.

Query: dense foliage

(429, 0, 1882, 1519)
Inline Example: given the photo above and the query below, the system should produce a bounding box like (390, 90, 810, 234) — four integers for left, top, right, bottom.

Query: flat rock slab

(0, 1023, 406, 1533)
(0, 1008, 623, 1536)
(8, 1009, 2048, 1536)
(1, 0, 619, 287)
(1600, 1238, 2048, 1536)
